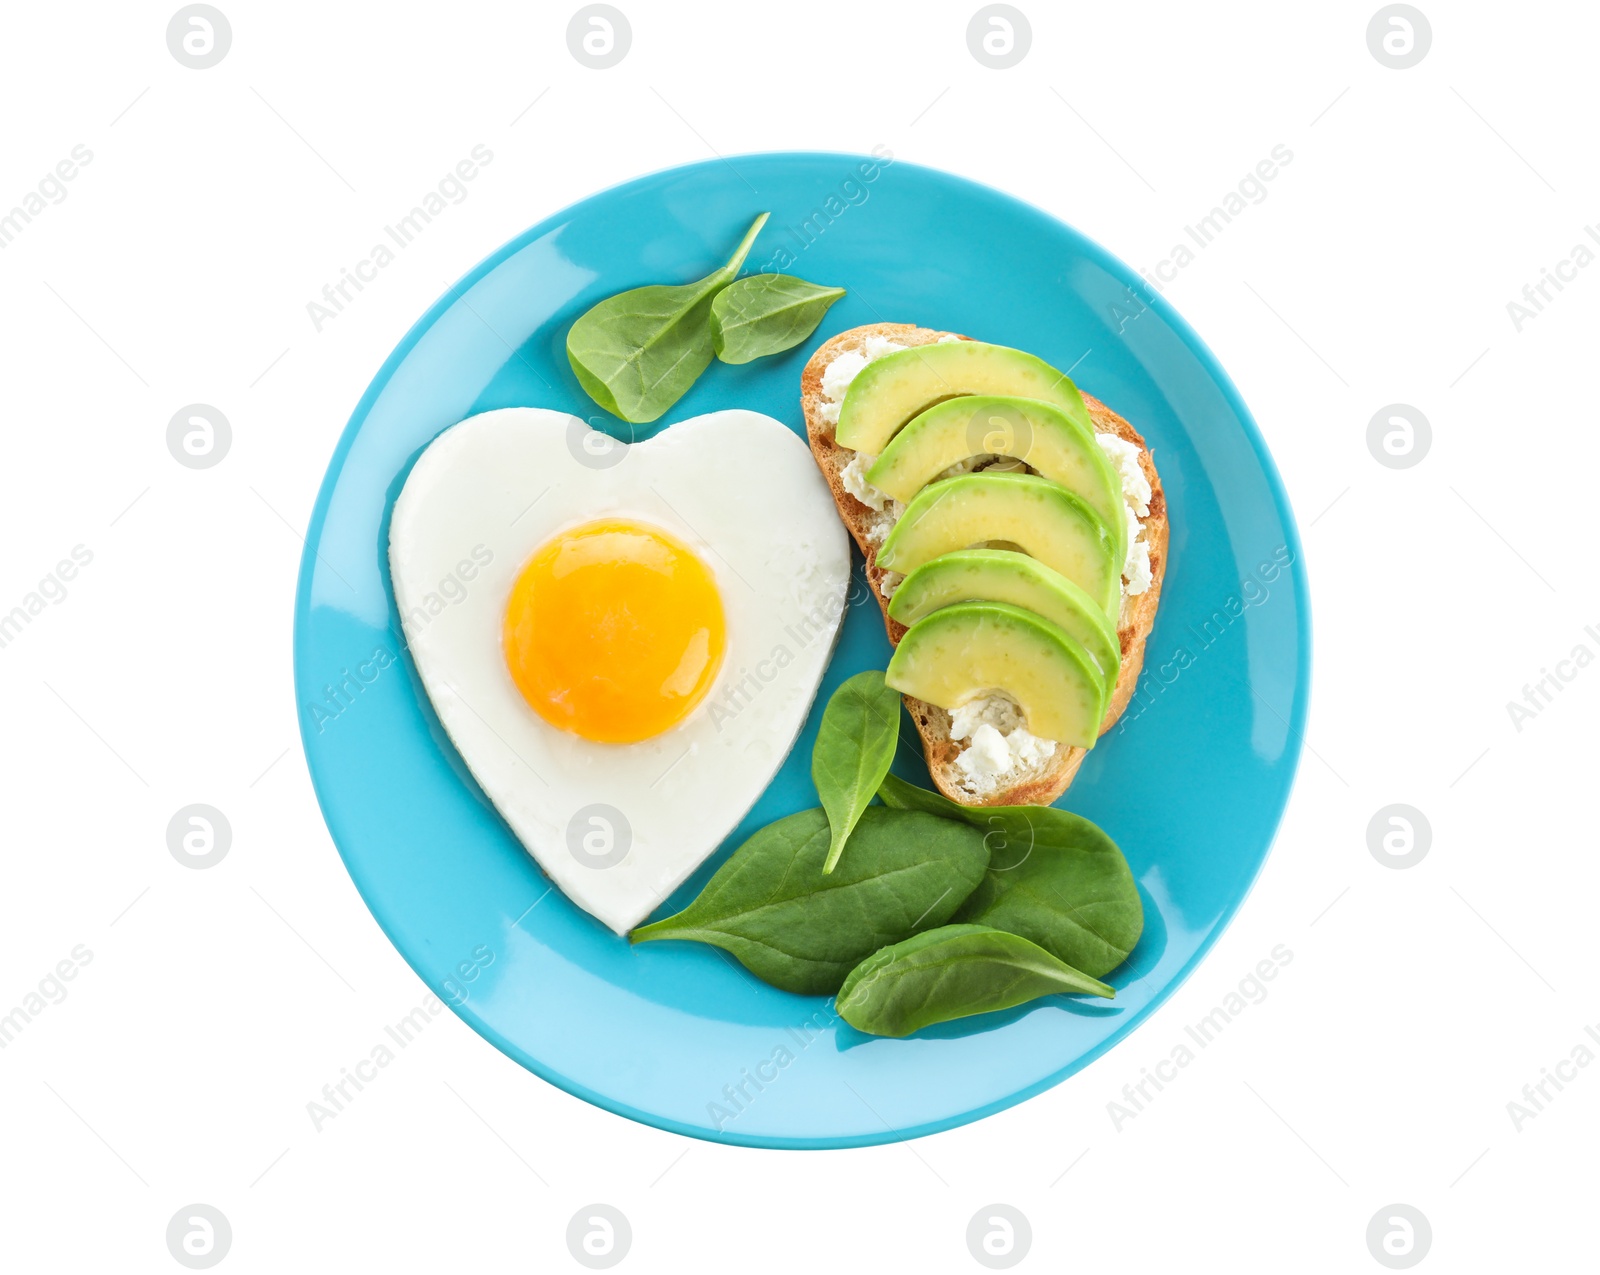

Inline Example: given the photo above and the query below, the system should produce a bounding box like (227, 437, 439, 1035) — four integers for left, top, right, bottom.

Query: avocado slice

(887, 549, 1121, 690)
(885, 601, 1106, 747)
(866, 394, 1126, 566)
(836, 341, 1088, 455)
(876, 473, 1121, 618)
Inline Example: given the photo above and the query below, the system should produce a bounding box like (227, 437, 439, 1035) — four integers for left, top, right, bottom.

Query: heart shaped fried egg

(388, 408, 850, 933)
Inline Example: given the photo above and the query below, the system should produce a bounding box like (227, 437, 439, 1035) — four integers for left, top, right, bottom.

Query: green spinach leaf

(814, 671, 902, 874)
(877, 773, 1143, 977)
(566, 212, 768, 423)
(710, 274, 846, 364)
(630, 806, 988, 995)
(837, 924, 1114, 1038)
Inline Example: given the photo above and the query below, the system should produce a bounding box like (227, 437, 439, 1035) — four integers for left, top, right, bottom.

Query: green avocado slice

(866, 395, 1125, 568)
(885, 601, 1107, 747)
(836, 341, 1087, 456)
(876, 472, 1121, 619)
(887, 549, 1121, 692)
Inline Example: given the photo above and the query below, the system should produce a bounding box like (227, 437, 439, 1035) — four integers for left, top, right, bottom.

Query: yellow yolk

(503, 519, 726, 743)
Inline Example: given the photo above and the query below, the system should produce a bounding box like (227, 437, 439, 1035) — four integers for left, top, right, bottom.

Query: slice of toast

(800, 323, 1169, 807)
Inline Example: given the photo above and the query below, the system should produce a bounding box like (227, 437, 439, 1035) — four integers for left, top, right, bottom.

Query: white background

(2, 0, 1594, 1270)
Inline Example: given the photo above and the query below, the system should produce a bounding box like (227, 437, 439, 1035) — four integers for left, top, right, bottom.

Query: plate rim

(292, 150, 1313, 1150)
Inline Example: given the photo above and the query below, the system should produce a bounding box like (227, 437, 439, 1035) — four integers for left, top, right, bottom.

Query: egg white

(388, 408, 851, 934)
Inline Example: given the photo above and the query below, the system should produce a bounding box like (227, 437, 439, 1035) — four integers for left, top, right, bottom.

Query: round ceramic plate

(295, 153, 1309, 1149)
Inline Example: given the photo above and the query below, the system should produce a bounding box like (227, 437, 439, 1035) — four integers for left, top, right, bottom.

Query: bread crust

(800, 323, 1169, 806)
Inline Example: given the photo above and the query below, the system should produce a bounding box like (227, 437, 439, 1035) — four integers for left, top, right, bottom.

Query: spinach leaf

(710, 274, 846, 364)
(630, 806, 988, 995)
(814, 671, 902, 874)
(877, 773, 1143, 977)
(837, 924, 1114, 1038)
(566, 212, 768, 423)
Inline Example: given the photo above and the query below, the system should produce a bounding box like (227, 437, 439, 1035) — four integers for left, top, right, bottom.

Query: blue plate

(294, 153, 1310, 1149)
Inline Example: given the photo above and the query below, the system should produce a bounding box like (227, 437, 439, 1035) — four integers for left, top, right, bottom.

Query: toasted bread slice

(801, 323, 1169, 807)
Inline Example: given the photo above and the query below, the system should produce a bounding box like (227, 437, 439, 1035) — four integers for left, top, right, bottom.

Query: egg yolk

(503, 519, 726, 743)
